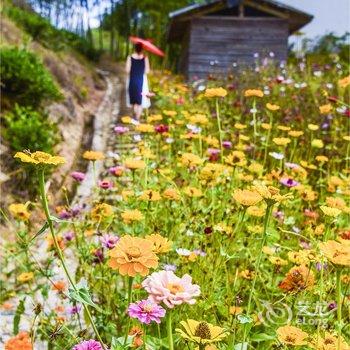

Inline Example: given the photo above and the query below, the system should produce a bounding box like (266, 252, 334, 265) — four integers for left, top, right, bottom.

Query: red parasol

(129, 36, 165, 57)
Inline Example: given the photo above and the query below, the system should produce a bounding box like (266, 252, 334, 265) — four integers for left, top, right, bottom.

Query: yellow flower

(163, 110, 177, 117)
(253, 184, 293, 204)
(272, 137, 291, 146)
(233, 189, 262, 206)
(145, 234, 172, 254)
(320, 205, 342, 217)
(83, 150, 105, 161)
(311, 139, 324, 148)
(189, 114, 209, 125)
(139, 190, 161, 201)
(277, 125, 291, 131)
(9, 203, 30, 221)
(17, 272, 34, 283)
(163, 188, 181, 200)
(147, 114, 162, 123)
(266, 103, 280, 111)
(248, 162, 263, 174)
(204, 87, 227, 98)
(288, 130, 304, 137)
(135, 123, 154, 133)
(276, 325, 308, 346)
(121, 190, 134, 200)
(261, 123, 272, 130)
(310, 331, 350, 350)
(244, 89, 264, 97)
(338, 75, 350, 88)
(319, 240, 350, 266)
(121, 116, 132, 123)
(176, 319, 228, 345)
(246, 205, 265, 217)
(229, 306, 243, 315)
(213, 223, 233, 235)
(325, 196, 346, 210)
(108, 235, 158, 276)
(125, 158, 146, 170)
(181, 153, 203, 167)
(319, 104, 332, 114)
(121, 209, 144, 224)
(308, 124, 319, 131)
(269, 256, 288, 266)
(91, 203, 113, 221)
(234, 123, 247, 130)
(225, 151, 246, 166)
(183, 187, 202, 197)
(14, 151, 65, 166)
(315, 155, 329, 163)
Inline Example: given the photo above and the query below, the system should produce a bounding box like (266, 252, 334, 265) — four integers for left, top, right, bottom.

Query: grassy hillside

(0, 2, 106, 205)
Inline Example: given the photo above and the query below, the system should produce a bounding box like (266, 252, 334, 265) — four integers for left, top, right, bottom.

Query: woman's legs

(132, 104, 143, 120)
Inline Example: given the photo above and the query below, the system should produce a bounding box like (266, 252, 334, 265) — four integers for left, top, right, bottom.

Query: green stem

(166, 310, 174, 350)
(215, 98, 224, 163)
(38, 169, 106, 350)
(124, 277, 134, 344)
(336, 269, 343, 349)
(242, 205, 272, 343)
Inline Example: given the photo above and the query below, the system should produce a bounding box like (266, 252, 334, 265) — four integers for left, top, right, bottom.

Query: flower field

(2, 59, 350, 350)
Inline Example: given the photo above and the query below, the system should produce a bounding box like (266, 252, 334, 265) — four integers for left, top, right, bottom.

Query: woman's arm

(145, 56, 150, 74)
(125, 56, 131, 74)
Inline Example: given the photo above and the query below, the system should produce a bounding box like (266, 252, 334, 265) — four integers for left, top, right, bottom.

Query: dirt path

(0, 68, 128, 349)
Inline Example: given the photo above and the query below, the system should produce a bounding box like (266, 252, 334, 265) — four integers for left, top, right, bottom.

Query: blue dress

(128, 56, 145, 105)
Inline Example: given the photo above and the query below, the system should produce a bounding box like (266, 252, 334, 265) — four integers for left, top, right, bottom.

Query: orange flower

(52, 280, 66, 292)
(276, 325, 308, 346)
(108, 235, 158, 277)
(5, 332, 32, 350)
(279, 265, 314, 292)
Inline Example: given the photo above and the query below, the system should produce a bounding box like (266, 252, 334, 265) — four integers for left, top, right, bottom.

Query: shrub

(3, 105, 59, 153)
(0, 47, 62, 108)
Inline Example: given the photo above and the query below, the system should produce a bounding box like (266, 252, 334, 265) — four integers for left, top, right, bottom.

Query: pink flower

(128, 299, 166, 324)
(114, 126, 129, 134)
(142, 270, 200, 308)
(154, 124, 169, 133)
(280, 177, 299, 188)
(100, 234, 119, 249)
(72, 340, 103, 350)
(71, 171, 85, 182)
(108, 166, 124, 176)
(98, 180, 113, 189)
(222, 141, 232, 149)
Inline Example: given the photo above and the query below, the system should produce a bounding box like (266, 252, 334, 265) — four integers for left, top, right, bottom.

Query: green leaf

(68, 287, 103, 312)
(31, 221, 49, 241)
(111, 336, 133, 349)
(13, 298, 26, 335)
(251, 333, 275, 342)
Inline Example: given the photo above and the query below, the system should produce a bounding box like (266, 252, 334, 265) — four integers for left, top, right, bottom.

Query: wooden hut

(167, 0, 313, 79)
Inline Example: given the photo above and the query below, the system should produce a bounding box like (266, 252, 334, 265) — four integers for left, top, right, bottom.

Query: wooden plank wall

(187, 16, 288, 79)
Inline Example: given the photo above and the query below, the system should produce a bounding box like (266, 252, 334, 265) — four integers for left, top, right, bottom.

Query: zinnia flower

(145, 234, 172, 254)
(114, 126, 129, 134)
(71, 171, 85, 182)
(280, 177, 299, 188)
(142, 270, 200, 308)
(276, 325, 308, 346)
(100, 234, 119, 249)
(232, 189, 262, 206)
(17, 272, 34, 283)
(128, 299, 166, 324)
(108, 235, 158, 276)
(279, 265, 315, 292)
(72, 340, 103, 350)
(8, 203, 30, 221)
(5, 331, 32, 350)
(319, 240, 350, 266)
(14, 151, 65, 166)
(320, 205, 342, 217)
(121, 209, 144, 224)
(204, 87, 227, 98)
(176, 319, 228, 345)
(83, 151, 105, 161)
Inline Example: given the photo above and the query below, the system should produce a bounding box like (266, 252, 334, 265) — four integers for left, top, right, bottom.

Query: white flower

(269, 152, 285, 160)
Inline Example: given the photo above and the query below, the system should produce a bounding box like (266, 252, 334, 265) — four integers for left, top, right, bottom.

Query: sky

(278, 0, 349, 39)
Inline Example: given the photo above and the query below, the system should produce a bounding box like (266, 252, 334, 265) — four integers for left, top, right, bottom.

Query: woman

(126, 43, 151, 120)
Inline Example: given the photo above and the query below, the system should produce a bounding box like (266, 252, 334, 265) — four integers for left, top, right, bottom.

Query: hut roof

(168, 0, 313, 41)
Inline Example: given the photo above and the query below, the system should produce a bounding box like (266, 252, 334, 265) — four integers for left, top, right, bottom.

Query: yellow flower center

(143, 303, 154, 313)
(166, 283, 184, 294)
(194, 322, 211, 339)
(126, 247, 141, 259)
